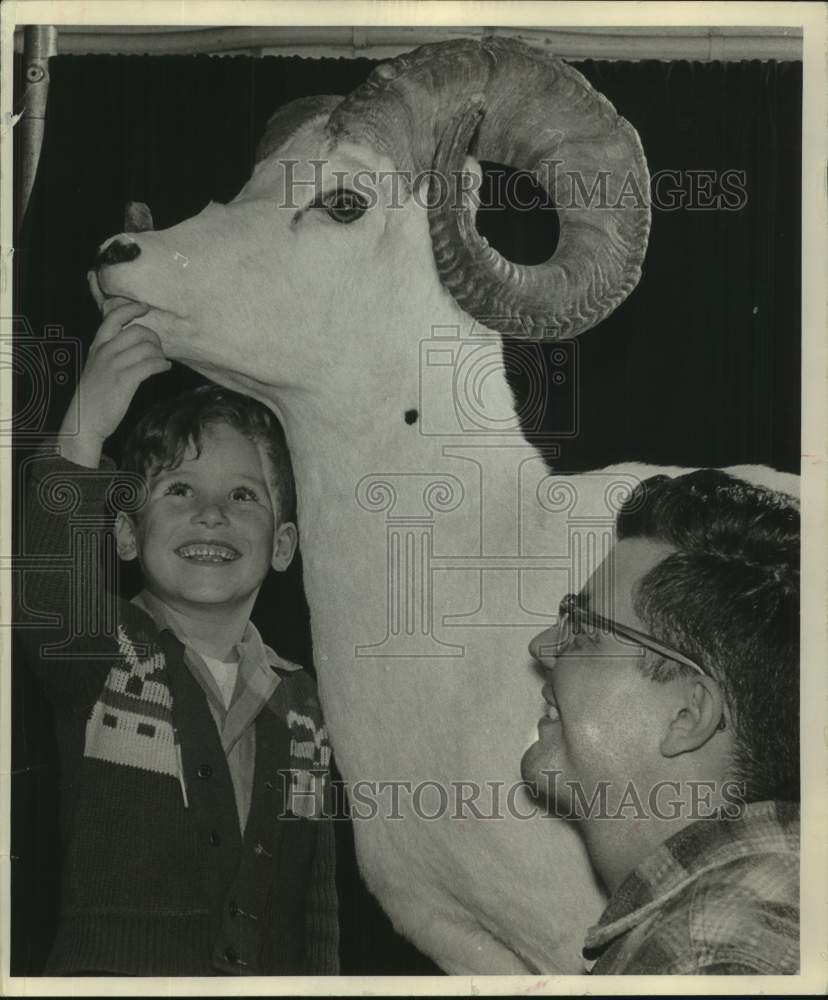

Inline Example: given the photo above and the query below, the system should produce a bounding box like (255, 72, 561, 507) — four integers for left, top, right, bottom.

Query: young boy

(19, 302, 338, 975)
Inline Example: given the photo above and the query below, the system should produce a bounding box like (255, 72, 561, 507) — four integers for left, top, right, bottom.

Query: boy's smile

(116, 423, 296, 619)
(176, 541, 242, 563)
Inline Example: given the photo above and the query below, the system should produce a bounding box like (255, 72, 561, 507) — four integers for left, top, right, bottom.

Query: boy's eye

(163, 481, 193, 498)
(230, 486, 260, 502)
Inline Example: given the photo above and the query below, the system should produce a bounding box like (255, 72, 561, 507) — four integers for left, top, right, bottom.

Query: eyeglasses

(536, 594, 725, 731)
(544, 592, 710, 678)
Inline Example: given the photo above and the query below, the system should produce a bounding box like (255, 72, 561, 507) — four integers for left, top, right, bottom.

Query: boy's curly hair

(120, 385, 296, 522)
(616, 469, 799, 804)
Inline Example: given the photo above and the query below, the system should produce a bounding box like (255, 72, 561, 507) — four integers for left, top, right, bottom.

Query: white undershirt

(200, 653, 239, 710)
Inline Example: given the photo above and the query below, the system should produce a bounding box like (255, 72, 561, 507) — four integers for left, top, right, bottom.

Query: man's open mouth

(542, 684, 561, 722)
(176, 543, 241, 563)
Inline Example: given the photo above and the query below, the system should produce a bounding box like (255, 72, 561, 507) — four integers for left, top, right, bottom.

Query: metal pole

(18, 25, 58, 232)
(11, 24, 805, 61)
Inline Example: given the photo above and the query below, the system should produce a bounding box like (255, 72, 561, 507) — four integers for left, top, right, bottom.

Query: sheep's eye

(320, 188, 368, 224)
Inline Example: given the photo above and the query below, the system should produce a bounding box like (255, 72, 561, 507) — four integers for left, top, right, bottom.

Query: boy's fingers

(94, 301, 151, 345)
(95, 324, 164, 357)
(109, 341, 169, 372)
(123, 323, 164, 349)
(120, 356, 173, 387)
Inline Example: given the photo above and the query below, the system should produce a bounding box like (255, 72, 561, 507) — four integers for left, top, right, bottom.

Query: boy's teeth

(177, 543, 238, 562)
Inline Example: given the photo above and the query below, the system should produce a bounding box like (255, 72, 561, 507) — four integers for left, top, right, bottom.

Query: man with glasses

(521, 469, 800, 974)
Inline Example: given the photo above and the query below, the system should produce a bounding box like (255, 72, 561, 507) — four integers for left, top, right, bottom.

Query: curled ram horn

(327, 37, 651, 339)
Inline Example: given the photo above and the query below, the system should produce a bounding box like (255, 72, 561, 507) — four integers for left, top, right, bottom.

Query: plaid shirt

(584, 800, 799, 975)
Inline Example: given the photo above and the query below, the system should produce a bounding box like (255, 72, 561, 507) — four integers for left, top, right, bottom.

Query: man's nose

(192, 501, 229, 527)
(529, 625, 564, 663)
(529, 627, 553, 662)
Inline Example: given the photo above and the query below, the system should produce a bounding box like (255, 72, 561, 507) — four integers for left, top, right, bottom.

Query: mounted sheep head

(95, 37, 649, 404)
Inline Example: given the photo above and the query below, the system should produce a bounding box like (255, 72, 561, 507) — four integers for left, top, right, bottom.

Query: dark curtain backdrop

(12, 51, 801, 975)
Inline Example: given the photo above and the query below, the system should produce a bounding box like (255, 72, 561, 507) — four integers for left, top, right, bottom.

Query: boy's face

(116, 423, 297, 616)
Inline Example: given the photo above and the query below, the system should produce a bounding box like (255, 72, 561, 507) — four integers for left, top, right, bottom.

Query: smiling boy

(19, 302, 338, 975)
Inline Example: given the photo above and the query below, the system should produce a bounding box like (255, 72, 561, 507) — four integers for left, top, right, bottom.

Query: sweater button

(197, 763, 213, 779)
(223, 946, 239, 964)
(209, 830, 221, 847)
(228, 900, 239, 917)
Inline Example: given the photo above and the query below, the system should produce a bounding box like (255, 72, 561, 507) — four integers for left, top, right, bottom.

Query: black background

(12, 51, 801, 975)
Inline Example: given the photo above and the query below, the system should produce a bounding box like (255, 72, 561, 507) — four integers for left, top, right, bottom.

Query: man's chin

(520, 742, 538, 784)
(520, 740, 557, 787)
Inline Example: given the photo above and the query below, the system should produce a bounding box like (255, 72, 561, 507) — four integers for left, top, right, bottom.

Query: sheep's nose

(96, 236, 141, 269)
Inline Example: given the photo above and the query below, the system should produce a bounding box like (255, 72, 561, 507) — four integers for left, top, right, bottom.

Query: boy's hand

(58, 300, 171, 468)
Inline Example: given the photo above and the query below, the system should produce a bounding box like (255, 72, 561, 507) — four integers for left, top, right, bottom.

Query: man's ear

(115, 511, 139, 561)
(271, 521, 298, 572)
(660, 677, 727, 758)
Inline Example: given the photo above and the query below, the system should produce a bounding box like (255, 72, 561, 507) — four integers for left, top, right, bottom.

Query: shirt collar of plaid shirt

(583, 800, 800, 971)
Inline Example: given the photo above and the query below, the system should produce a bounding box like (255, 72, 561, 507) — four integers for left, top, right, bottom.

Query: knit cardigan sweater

(18, 451, 339, 975)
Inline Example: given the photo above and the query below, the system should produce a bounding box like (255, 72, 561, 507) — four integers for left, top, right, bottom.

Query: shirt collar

(584, 800, 800, 955)
(131, 589, 299, 672)
(131, 590, 301, 752)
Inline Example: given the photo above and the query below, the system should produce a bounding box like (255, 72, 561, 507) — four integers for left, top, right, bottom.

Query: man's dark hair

(120, 385, 296, 522)
(616, 469, 799, 804)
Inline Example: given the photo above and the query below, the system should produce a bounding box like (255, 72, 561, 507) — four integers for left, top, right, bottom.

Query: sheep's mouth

(88, 268, 133, 314)
(91, 271, 185, 330)
(101, 293, 140, 317)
